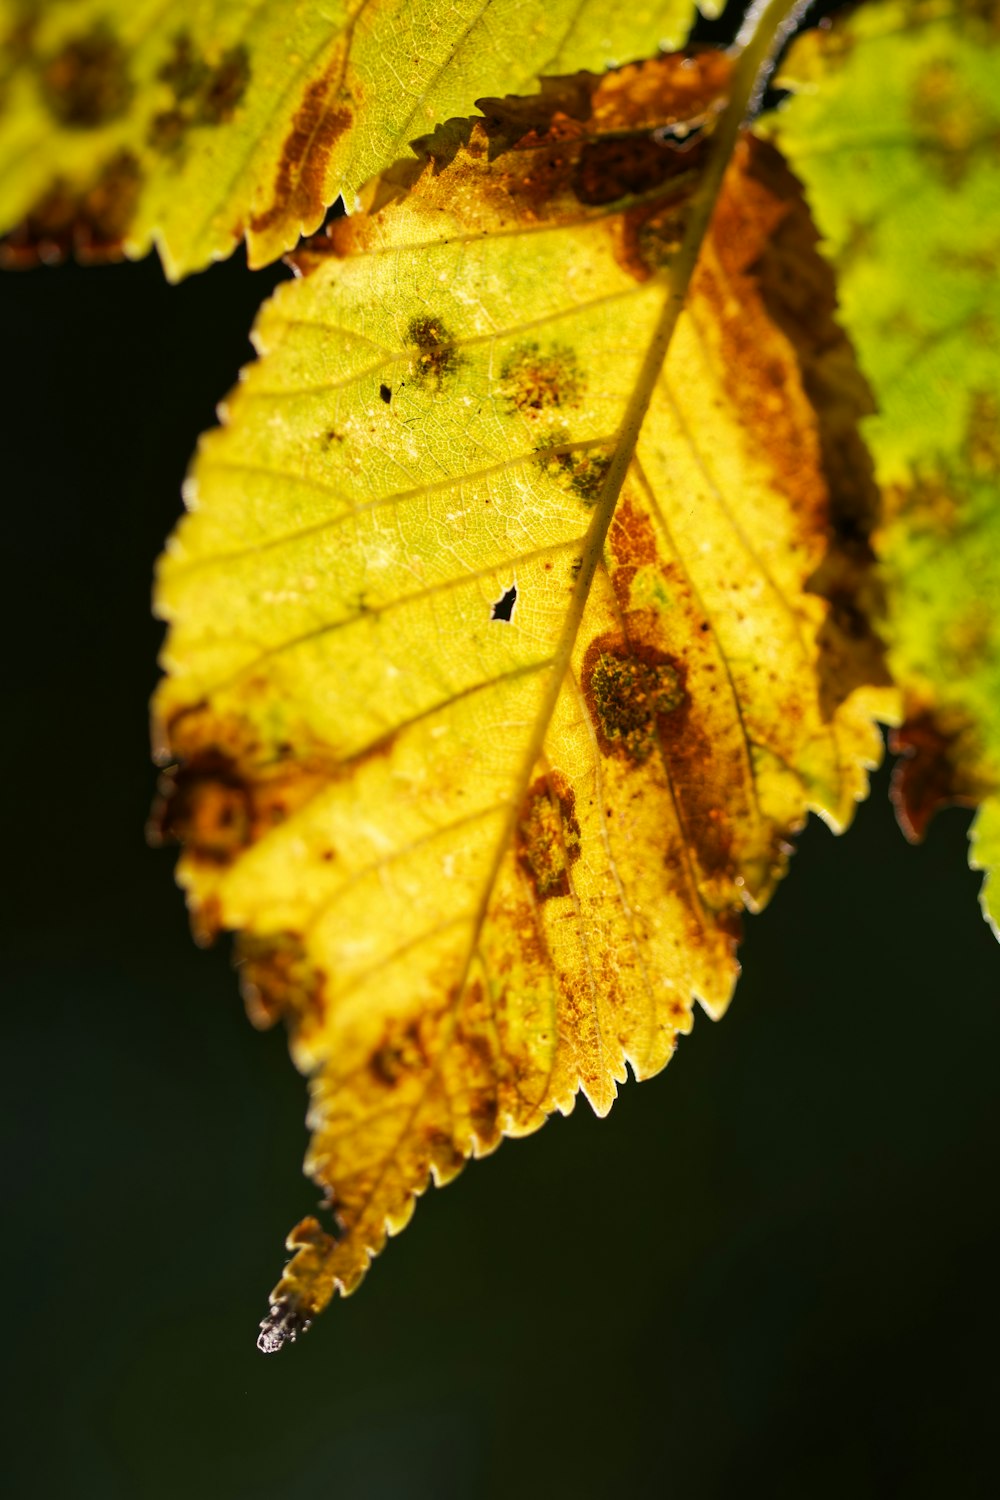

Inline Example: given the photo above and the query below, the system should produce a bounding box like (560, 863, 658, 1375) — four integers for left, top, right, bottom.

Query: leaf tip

(256, 1298, 313, 1355)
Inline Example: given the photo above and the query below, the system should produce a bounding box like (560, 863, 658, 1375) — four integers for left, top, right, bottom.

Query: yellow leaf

(153, 22, 892, 1345)
(0, 0, 700, 277)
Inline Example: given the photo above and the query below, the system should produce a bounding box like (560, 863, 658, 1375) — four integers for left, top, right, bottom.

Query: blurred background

(4, 86, 1000, 1500)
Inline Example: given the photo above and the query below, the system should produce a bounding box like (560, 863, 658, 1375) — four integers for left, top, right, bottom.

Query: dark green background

(5, 149, 1000, 1500)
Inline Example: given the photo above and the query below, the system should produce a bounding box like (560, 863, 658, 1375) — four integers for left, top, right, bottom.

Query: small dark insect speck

(491, 584, 517, 622)
(379, 383, 392, 403)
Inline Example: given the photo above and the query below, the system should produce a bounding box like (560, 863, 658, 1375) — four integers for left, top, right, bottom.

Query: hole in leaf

(491, 584, 517, 622)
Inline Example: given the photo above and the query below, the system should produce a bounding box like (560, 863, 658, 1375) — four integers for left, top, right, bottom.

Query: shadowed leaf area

(766, 0, 1000, 929)
(153, 38, 897, 1343)
(0, 0, 699, 277)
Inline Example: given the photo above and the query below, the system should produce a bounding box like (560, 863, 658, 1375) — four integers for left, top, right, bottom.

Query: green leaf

(764, 0, 1000, 933)
(0, 0, 702, 277)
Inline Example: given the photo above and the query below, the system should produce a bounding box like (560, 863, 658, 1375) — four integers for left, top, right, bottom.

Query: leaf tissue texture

(767, 0, 1000, 932)
(153, 47, 892, 1342)
(0, 0, 700, 277)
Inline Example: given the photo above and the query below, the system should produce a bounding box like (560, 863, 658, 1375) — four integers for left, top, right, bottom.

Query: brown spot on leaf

(469, 1090, 500, 1142)
(237, 931, 326, 1033)
(533, 429, 611, 503)
(615, 201, 688, 282)
(499, 341, 583, 414)
(250, 66, 352, 235)
(582, 633, 685, 764)
(149, 34, 250, 157)
(147, 107, 187, 155)
(890, 712, 980, 841)
(367, 1019, 431, 1091)
(0, 149, 142, 267)
(370, 1041, 406, 1087)
(966, 389, 1000, 476)
(406, 313, 461, 388)
(608, 492, 658, 605)
(474, 73, 598, 156)
(41, 22, 132, 128)
(152, 753, 253, 864)
(574, 130, 707, 207)
(158, 31, 210, 101)
(426, 1128, 466, 1179)
(911, 55, 1000, 187)
(148, 705, 332, 915)
(196, 44, 250, 125)
(516, 772, 582, 901)
(151, 748, 328, 865)
(708, 136, 890, 715)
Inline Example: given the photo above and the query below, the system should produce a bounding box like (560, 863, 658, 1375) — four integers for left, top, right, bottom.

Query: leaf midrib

(327, 0, 805, 1268)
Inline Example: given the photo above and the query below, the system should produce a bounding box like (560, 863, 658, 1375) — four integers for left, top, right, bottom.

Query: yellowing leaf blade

(153, 39, 891, 1342)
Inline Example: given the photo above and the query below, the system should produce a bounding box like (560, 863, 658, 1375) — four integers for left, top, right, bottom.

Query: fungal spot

(149, 33, 250, 157)
(469, 1091, 500, 1141)
(515, 773, 581, 902)
(617, 201, 689, 281)
(250, 66, 353, 235)
(369, 1019, 430, 1090)
(966, 389, 1000, 476)
(0, 149, 142, 267)
(499, 341, 583, 415)
(573, 128, 705, 206)
(910, 56, 993, 186)
(491, 584, 517, 621)
(236, 931, 326, 1033)
(533, 427, 613, 503)
(890, 712, 979, 842)
(582, 637, 685, 763)
(158, 31, 210, 102)
(609, 493, 658, 605)
(196, 44, 250, 125)
(149, 738, 329, 879)
(41, 23, 133, 128)
(405, 314, 461, 388)
(379, 382, 392, 404)
(370, 1042, 405, 1087)
(425, 1127, 466, 1179)
(147, 107, 187, 155)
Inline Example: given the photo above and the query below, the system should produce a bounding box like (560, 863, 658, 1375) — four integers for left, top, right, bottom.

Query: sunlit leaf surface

(153, 45, 891, 1341)
(767, 0, 1000, 932)
(0, 0, 700, 276)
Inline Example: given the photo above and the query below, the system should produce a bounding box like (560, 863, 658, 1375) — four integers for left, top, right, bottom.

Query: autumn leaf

(0, 0, 701, 277)
(765, 0, 1000, 931)
(151, 0, 894, 1348)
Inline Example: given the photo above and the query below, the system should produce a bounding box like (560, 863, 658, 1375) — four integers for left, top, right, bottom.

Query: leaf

(764, 0, 1000, 933)
(0, 0, 701, 278)
(152, 23, 892, 1344)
